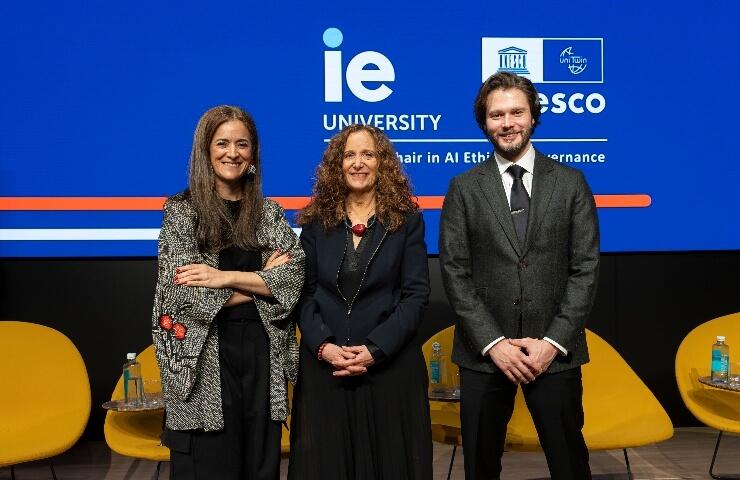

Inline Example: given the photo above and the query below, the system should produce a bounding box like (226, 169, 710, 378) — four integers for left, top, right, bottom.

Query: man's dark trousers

(459, 366, 591, 480)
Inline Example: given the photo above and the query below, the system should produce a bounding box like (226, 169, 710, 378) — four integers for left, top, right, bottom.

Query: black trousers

(459, 366, 591, 480)
(165, 317, 282, 480)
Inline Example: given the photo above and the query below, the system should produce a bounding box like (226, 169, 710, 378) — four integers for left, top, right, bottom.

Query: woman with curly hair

(288, 124, 432, 479)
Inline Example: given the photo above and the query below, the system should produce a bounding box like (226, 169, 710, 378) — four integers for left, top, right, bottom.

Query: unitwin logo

(323, 27, 395, 103)
(559, 46, 588, 75)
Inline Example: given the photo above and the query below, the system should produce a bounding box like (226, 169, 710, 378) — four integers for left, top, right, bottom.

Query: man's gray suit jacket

(439, 149, 600, 374)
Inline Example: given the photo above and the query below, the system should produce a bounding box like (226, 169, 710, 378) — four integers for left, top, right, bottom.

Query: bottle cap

(126, 352, 136, 360)
(717, 336, 726, 342)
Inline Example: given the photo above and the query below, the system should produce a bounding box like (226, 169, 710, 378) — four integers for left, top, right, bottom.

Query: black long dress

(165, 200, 281, 480)
(288, 221, 433, 480)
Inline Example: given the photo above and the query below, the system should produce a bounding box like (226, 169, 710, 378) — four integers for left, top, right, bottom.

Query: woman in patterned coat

(151, 105, 304, 479)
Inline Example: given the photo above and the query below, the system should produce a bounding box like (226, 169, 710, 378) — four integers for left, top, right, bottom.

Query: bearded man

(439, 71, 600, 480)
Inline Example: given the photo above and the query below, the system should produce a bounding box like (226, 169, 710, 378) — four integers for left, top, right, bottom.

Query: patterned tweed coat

(151, 193, 305, 431)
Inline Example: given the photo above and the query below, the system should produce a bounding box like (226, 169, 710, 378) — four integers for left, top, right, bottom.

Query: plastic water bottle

(711, 336, 729, 384)
(123, 353, 144, 405)
(430, 342, 442, 385)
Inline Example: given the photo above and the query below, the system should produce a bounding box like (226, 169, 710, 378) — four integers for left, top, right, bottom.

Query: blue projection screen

(1, 1, 738, 256)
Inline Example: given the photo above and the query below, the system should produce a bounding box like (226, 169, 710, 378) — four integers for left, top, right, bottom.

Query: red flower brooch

(159, 314, 187, 340)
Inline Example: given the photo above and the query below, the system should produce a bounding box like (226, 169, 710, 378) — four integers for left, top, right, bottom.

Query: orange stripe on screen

(0, 194, 651, 211)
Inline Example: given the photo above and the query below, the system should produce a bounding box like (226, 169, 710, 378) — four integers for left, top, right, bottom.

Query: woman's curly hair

(297, 124, 418, 232)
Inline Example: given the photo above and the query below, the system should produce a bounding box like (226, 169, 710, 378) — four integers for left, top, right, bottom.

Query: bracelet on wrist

(317, 342, 328, 361)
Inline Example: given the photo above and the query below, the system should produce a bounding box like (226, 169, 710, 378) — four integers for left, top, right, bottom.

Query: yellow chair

(0, 321, 91, 479)
(675, 312, 740, 479)
(104, 345, 169, 478)
(506, 329, 673, 479)
(423, 326, 674, 480)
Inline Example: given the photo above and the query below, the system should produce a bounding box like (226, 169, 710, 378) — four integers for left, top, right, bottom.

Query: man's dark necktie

(507, 164, 529, 245)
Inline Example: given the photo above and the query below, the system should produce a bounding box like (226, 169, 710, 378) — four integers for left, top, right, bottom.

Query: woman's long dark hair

(187, 105, 263, 252)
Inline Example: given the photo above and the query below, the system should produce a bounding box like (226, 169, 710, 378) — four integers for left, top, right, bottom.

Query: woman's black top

(216, 200, 260, 321)
(338, 219, 375, 302)
(338, 218, 385, 362)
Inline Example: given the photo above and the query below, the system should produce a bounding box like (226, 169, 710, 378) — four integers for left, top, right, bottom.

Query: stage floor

(1, 427, 738, 479)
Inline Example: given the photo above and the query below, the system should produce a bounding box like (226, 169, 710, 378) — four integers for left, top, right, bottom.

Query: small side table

(428, 387, 460, 402)
(102, 393, 165, 412)
(698, 376, 740, 393)
(103, 393, 167, 480)
(697, 376, 739, 479)
(429, 388, 460, 480)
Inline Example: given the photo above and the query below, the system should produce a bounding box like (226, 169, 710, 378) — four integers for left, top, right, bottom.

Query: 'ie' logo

(323, 27, 395, 103)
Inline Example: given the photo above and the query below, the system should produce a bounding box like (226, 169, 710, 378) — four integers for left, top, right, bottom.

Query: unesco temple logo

(496, 46, 530, 75)
(559, 46, 588, 75)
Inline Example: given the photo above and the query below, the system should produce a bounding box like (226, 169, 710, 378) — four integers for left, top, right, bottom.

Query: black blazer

(298, 211, 430, 358)
(439, 150, 600, 374)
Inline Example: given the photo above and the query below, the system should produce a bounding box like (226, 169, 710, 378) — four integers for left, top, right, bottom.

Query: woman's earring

(247, 164, 256, 175)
